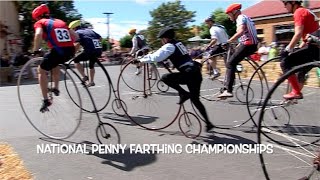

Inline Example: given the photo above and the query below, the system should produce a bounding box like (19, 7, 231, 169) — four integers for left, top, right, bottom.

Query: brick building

(243, 0, 320, 45)
(0, 1, 21, 56)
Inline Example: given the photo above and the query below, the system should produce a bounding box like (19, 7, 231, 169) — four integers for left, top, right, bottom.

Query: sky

(74, 0, 261, 40)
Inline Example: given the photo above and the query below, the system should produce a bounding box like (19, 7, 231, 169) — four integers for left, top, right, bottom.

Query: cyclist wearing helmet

(217, 3, 258, 99)
(128, 28, 150, 75)
(280, 0, 319, 99)
(32, 4, 76, 112)
(69, 20, 102, 87)
(139, 27, 214, 132)
(204, 16, 229, 79)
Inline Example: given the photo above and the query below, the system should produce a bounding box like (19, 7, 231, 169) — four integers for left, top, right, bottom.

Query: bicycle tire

(96, 122, 121, 144)
(17, 57, 82, 139)
(178, 111, 202, 139)
(235, 84, 254, 103)
(246, 57, 281, 126)
(157, 80, 169, 93)
(65, 60, 112, 113)
(117, 69, 181, 130)
(258, 61, 320, 180)
(111, 98, 127, 117)
(119, 60, 157, 92)
(200, 77, 224, 101)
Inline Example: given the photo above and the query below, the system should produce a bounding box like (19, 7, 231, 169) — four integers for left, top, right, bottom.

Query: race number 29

(92, 39, 102, 48)
(54, 28, 71, 42)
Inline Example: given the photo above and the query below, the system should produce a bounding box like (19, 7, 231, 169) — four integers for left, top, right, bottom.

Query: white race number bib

(92, 39, 102, 48)
(54, 28, 71, 42)
(175, 42, 188, 55)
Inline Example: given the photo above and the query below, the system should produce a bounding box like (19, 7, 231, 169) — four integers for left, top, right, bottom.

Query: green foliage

(101, 38, 107, 51)
(147, 0, 195, 48)
(119, 35, 133, 48)
(102, 37, 113, 51)
(199, 8, 236, 40)
(17, 1, 82, 52)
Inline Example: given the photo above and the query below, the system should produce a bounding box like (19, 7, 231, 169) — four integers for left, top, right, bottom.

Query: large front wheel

(65, 60, 112, 113)
(258, 61, 320, 180)
(17, 58, 82, 139)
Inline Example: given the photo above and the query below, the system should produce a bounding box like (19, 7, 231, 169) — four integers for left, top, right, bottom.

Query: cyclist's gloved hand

(281, 46, 293, 59)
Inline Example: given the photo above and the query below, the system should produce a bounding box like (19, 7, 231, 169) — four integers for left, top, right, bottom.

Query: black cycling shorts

(40, 46, 75, 71)
(73, 51, 102, 69)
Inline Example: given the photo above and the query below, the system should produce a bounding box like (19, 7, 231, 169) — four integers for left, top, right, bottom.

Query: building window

(257, 29, 264, 34)
(274, 24, 294, 44)
(256, 29, 264, 42)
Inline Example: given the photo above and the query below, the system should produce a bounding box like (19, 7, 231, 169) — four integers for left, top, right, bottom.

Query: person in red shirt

(280, 0, 319, 99)
(32, 4, 77, 112)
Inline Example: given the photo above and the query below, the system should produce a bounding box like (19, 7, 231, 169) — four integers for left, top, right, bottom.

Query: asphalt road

(1, 63, 319, 180)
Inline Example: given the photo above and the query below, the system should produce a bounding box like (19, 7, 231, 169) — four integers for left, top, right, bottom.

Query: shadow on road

(39, 138, 157, 172)
(92, 148, 157, 171)
(102, 112, 159, 126)
(201, 131, 257, 145)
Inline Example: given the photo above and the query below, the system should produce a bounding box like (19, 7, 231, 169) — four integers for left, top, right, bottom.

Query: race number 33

(92, 39, 102, 48)
(54, 28, 71, 42)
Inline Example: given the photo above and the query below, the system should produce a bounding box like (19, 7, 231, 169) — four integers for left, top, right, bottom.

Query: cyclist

(280, 0, 319, 99)
(204, 16, 229, 79)
(217, 3, 258, 99)
(32, 4, 76, 112)
(128, 28, 150, 75)
(69, 20, 102, 87)
(139, 27, 214, 132)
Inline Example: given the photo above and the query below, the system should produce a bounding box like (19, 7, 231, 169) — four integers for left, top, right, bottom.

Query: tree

(119, 35, 132, 49)
(17, 1, 82, 52)
(147, 0, 195, 48)
(199, 8, 236, 40)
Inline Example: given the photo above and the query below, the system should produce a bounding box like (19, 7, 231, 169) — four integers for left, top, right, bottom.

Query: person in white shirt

(217, 3, 258, 99)
(257, 41, 269, 61)
(139, 27, 214, 132)
(204, 16, 229, 79)
(128, 28, 150, 75)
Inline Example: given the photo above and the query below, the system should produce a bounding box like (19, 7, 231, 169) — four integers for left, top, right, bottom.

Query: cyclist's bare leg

(52, 66, 60, 90)
(149, 63, 157, 78)
(135, 62, 142, 75)
(209, 57, 220, 78)
(38, 66, 49, 100)
(209, 57, 217, 70)
(75, 63, 86, 79)
(89, 68, 95, 84)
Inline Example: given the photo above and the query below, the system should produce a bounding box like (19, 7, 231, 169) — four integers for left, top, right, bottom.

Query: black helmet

(157, 27, 175, 39)
(204, 15, 215, 22)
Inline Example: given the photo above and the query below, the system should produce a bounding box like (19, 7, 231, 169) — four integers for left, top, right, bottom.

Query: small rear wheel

(96, 123, 121, 144)
(178, 112, 202, 139)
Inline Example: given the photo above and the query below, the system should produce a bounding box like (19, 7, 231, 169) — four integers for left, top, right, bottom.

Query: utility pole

(103, 12, 114, 53)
